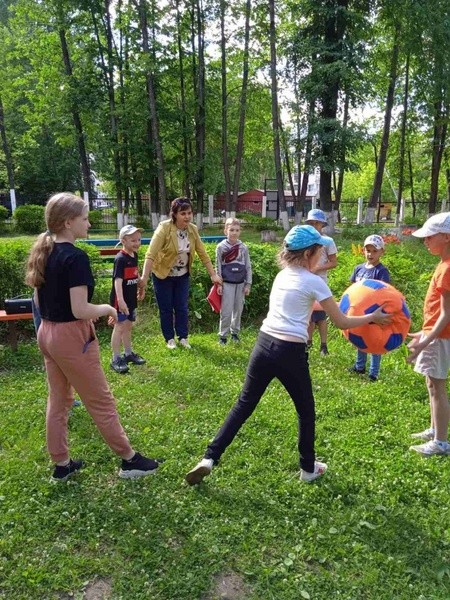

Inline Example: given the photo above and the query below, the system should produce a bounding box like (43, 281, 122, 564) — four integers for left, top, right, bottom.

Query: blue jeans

(152, 272, 190, 341)
(355, 349, 381, 378)
(205, 331, 316, 472)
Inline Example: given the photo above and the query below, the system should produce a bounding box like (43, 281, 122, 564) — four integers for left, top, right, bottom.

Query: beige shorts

(414, 335, 450, 380)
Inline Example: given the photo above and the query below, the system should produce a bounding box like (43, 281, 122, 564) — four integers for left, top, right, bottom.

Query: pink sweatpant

(38, 319, 133, 463)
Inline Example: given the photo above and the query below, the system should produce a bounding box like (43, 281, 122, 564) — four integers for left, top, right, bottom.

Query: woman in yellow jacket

(141, 197, 222, 349)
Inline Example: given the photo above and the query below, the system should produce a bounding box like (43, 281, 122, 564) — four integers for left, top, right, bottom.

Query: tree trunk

(91, 1, 124, 216)
(367, 24, 400, 221)
(269, 0, 288, 229)
(429, 100, 448, 214)
(335, 91, 349, 220)
(193, 0, 206, 226)
(396, 52, 409, 224)
(175, 0, 191, 198)
(136, 0, 168, 216)
(0, 95, 15, 191)
(220, 0, 232, 214)
(299, 98, 315, 215)
(407, 148, 416, 217)
(318, 0, 347, 214)
(58, 27, 92, 201)
(232, 0, 251, 215)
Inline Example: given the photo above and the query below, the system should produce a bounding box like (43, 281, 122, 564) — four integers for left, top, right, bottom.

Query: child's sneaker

(179, 338, 191, 349)
(125, 352, 146, 365)
(320, 344, 329, 356)
(368, 375, 378, 382)
(219, 337, 227, 345)
(51, 459, 84, 482)
(409, 440, 450, 456)
(118, 452, 160, 479)
(300, 461, 327, 482)
(348, 366, 365, 375)
(185, 458, 214, 485)
(231, 334, 240, 342)
(167, 339, 177, 350)
(110, 356, 129, 374)
(410, 428, 435, 441)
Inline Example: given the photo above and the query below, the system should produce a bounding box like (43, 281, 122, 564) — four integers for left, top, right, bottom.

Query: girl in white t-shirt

(185, 225, 392, 485)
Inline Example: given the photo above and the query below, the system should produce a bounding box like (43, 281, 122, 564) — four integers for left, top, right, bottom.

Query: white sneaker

(409, 440, 450, 456)
(166, 339, 177, 349)
(300, 460, 327, 482)
(179, 338, 191, 349)
(185, 458, 213, 485)
(410, 428, 435, 441)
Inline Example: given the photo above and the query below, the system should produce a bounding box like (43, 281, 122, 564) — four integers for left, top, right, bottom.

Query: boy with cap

(407, 213, 450, 456)
(348, 234, 390, 381)
(110, 225, 146, 374)
(185, 225, 391, 486)
(304, 209, 337, 355)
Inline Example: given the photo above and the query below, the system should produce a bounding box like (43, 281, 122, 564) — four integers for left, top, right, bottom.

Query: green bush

(88, 209, 103, 228)
(236, 212, 283, 232)
(0, 239, 33, 308)
(0, 205, 9, 234)
(13, 205, 45, 234)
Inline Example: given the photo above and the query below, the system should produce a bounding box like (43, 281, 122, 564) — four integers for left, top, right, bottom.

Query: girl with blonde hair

(26, 192, 159, 481)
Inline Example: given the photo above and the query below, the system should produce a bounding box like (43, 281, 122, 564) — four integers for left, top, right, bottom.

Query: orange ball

(339, 280, 411, 354)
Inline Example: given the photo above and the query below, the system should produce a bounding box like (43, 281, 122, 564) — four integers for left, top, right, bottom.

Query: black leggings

(205, 331, 316, 472)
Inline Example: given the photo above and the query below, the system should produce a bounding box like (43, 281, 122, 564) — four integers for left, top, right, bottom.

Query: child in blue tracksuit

(348, 235, 390, 381)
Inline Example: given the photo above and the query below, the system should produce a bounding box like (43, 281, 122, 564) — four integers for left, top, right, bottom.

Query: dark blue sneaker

(231, 334, 240, 342)
(51, 459, 84, 482)
(125, 352, 146, 365)
(118, 452, 159, 479)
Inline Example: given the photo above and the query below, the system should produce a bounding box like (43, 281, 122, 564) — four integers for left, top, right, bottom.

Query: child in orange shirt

(407, 213, 450, 456)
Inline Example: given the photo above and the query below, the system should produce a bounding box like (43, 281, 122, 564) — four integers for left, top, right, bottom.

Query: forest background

(0, 0, 449, 228)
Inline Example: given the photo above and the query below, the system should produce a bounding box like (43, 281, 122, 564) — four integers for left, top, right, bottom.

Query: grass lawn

(0, 310, 449, 599)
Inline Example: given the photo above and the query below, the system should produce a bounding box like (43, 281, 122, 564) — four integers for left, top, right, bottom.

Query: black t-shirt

(110, 250, 139, 312)
(38, 243, 95, 322)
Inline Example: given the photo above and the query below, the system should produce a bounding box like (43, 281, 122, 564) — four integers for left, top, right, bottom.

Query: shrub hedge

(0, 235, 435, 342)
(13, 205, 46, 234)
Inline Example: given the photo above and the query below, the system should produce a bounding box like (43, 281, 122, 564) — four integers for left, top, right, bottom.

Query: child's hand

(370, 304, 393, 325)
(118, 301, 129, 315)
(108, 307, 118, 324)
(244, 287, 250, 297)
(217, 284, 223, 296)
(137, 287, 146, 301)
(406, 331, 423, 363)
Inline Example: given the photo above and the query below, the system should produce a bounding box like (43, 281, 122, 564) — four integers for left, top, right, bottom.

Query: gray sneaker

(110, 356, 129, 374)
(410, 428, 434, 441)
(409, 440, 450, 456)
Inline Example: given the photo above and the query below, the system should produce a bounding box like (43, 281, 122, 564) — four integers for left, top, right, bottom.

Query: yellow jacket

(144, 220, 213, 279)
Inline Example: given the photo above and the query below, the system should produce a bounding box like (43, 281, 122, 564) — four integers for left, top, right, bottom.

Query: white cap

(412, 212, 450, 238)
(364, 234, 385, 250)
(119, 225, 144, 239)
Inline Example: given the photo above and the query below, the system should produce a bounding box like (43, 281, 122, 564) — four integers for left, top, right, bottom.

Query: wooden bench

(0, 310, 34, 351)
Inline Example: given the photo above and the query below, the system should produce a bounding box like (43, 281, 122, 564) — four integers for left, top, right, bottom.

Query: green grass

(0, 309, 449, 599)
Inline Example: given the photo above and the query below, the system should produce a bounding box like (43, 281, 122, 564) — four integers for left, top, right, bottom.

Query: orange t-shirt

(423, 259, 450, 338)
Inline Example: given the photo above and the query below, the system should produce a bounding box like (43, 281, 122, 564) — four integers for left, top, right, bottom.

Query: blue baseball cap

(284, 225, 332, 251)
(306, 208, 328, 224)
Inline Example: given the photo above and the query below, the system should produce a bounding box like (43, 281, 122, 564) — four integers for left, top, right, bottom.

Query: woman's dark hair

(170, 197, 193, 223)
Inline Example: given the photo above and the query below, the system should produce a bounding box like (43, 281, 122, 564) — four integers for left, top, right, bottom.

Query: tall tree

(268, 0, 288, 229)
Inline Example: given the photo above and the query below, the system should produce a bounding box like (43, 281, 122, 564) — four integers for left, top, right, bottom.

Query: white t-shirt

(315, 235, 337, 282)
(260, 266, 332, 342)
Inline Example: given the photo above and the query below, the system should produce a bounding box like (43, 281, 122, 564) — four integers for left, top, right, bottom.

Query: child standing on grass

(348, 234, 391, 382)
(185, 225, 391, 486)
(407, 213, 450, 457)
(304, 209, 337, 355)
(25, 193, 160, 482)
(110, 225, 146, 374)
(216, 218, 252, 345)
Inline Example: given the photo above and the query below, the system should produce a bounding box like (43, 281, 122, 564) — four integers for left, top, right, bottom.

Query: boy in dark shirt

(110, 225, 146, 374)
(348, 234, 391, 381)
